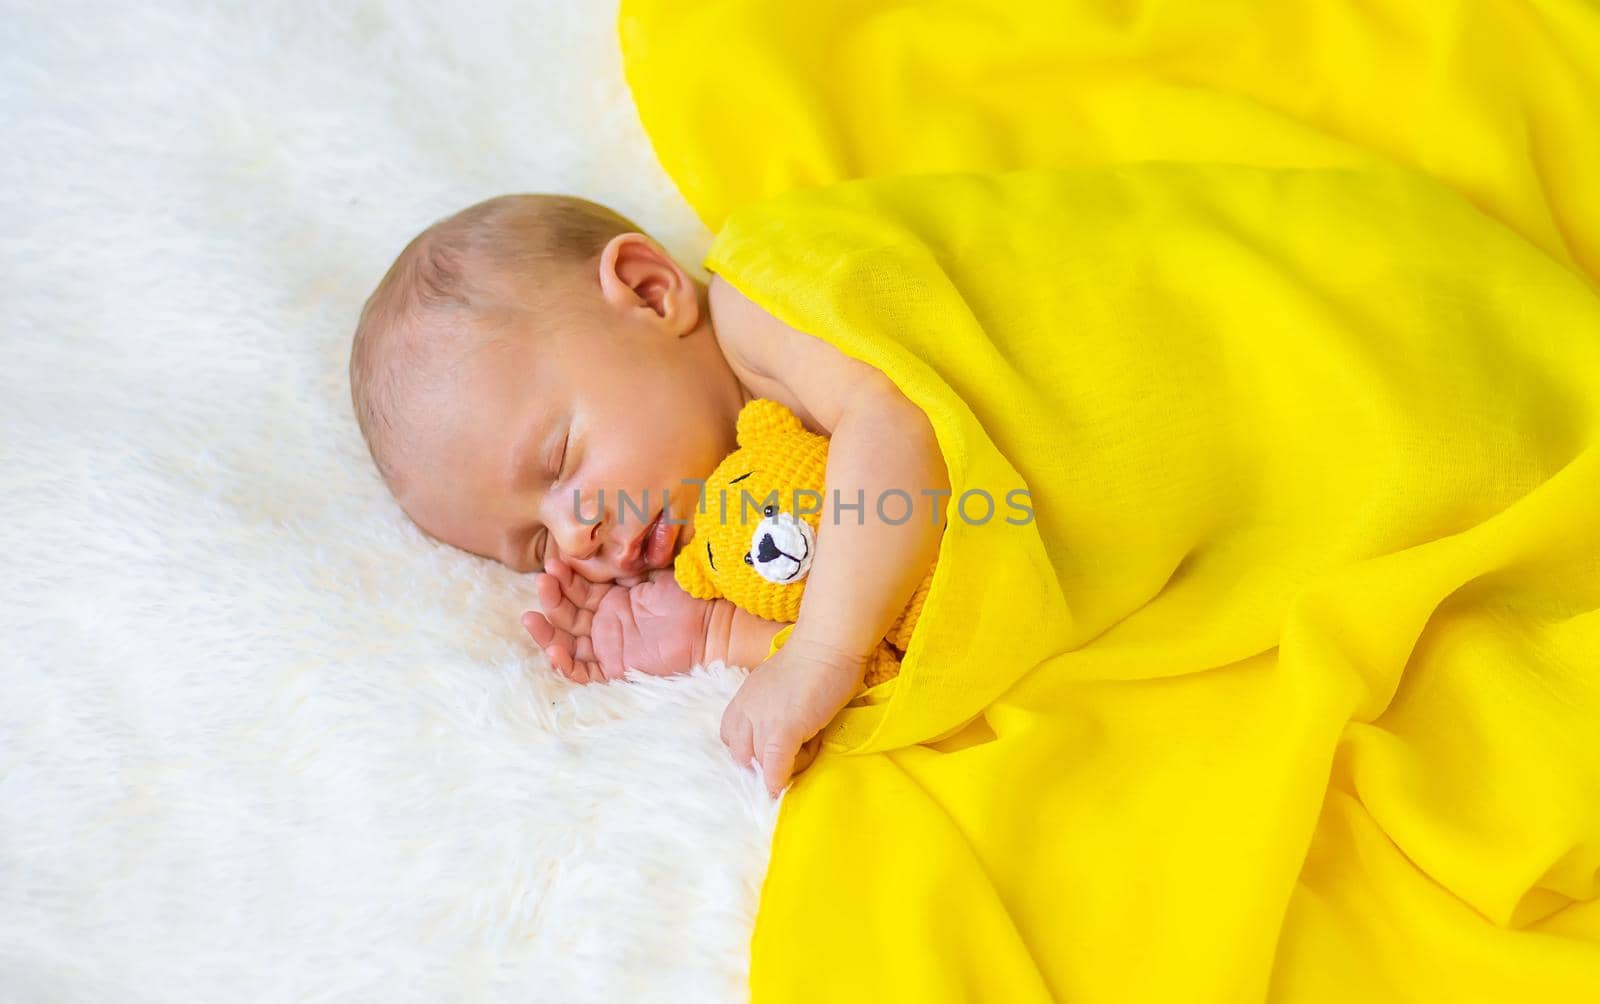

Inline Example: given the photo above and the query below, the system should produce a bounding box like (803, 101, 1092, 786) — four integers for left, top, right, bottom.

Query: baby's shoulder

(707, 273, 785, 361)
(706, 272, 897, 435)
(706, 271, 807, 384)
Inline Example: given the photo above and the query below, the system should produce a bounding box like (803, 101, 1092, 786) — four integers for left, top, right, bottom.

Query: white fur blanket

(0, 4, 775, 1000)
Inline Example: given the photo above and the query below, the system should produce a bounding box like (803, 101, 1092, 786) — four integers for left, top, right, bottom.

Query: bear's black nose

(756, 534, 781, 562)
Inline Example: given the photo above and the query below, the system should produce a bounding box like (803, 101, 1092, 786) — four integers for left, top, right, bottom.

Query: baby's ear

(735, 398, 803, 447)
(674, 542, 723, 601)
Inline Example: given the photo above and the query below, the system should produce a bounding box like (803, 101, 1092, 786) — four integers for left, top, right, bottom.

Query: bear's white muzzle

(748, 512, 815, 584)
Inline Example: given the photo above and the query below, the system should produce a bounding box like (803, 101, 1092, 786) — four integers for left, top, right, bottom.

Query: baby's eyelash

(547, 432, 566, 481)
(531, 427, 571, 569)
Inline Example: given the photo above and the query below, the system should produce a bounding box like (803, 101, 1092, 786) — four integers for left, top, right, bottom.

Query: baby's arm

(708, 275, 947, 793)
(784, 382, 945, 661)
(710, 274, 948, 669)
(704, 600, 792, 669)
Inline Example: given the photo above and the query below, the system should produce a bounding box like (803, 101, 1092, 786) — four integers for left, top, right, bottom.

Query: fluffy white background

(0, 3, 779, 1000)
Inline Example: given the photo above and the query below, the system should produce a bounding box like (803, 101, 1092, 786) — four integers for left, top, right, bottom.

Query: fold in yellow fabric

(620, 0, 1600, 286)
(618, 2, 1600, 1000)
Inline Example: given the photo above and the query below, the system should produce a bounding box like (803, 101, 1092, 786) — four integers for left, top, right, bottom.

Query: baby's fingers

(793, 735, 822, 777)
(522, 611, 554, 647)
(534, 574, 595, 636)
(544, 641, 577, 680)
(522, 609, 578, 655)
(576, 657, 608, 684)
(720, 703, 756, 776)
(524, 616, 606, 685)
(545, 554, 606, 612)
(759, 728, 805, 799)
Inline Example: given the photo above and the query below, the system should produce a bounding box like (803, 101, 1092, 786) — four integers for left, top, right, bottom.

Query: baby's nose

(560, 518, 604, 561)
(545, 491, 605, 561)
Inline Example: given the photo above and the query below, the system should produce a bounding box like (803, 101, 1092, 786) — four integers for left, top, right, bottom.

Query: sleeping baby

(347, 194, 948, 796)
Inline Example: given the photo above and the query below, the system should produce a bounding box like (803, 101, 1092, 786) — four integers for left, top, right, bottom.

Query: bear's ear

(735, 398, 803, 448)
(674, 541, 723, 601)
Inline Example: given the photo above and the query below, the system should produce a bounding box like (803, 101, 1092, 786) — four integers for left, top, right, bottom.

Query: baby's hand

(721, 636, 868, 797)
(522, 555, 713, 684)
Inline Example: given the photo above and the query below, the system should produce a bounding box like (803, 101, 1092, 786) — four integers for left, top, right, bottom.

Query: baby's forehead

(420, 288, 608, 411)
(431, 319, 560, 408)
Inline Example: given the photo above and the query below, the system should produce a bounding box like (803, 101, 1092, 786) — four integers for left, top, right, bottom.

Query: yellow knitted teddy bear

(674, 398, 934, 690)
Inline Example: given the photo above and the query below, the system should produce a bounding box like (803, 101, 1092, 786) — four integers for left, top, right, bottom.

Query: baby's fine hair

(349, 194, 642, 493)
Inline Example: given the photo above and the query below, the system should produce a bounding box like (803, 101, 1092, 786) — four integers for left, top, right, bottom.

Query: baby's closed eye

(531, 527, 552, 570)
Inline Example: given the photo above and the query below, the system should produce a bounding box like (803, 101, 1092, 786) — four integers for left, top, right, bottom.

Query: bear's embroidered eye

(706, 540, 716, 571)
(743, 552, 754, 565)
(763, 504, 777, 517)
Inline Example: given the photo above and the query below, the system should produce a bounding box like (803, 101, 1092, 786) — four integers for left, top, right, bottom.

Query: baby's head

(349, 194, 747, 582)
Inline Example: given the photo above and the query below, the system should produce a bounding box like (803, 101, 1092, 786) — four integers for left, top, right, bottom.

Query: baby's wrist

(696, 598, 736, 667)
(717, 602, 790, 669)
(785, 619, 876, 674)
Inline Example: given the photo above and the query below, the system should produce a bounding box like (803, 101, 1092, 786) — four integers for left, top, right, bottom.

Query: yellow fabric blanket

(619, 2, 1600, 1000)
